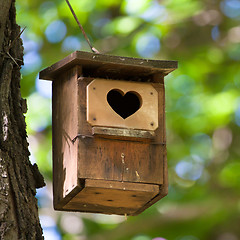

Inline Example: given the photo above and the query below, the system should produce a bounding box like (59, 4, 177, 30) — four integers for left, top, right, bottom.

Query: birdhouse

(39, 51, 177, 216)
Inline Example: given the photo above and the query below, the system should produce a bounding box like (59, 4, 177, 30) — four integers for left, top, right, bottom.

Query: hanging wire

(65, 0, 100, 54)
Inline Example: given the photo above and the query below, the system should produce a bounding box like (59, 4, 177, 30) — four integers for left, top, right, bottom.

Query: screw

(150, 92, 153, 95)
(93, 87, 96, 90)
(150, 122, 154, 126)
(93, 117, 96, 121)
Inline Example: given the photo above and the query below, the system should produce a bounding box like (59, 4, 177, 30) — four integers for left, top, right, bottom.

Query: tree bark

(0, 0, 45, 239)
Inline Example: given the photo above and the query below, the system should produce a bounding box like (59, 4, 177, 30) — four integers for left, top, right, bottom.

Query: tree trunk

(0, 0, 45, 239)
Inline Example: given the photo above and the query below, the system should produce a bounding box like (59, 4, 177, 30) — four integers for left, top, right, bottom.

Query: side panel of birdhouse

(52, 66, 80, 208)
(77, 78, 165, 185)
(135, 81, 168, 214)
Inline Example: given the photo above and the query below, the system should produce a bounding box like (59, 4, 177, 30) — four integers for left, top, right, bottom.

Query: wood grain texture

(134, 77, 168, 214)
(76, 77, 165, 185)
(39, 51, 177, 82)
(52, 66, 81, 208)
(40, 50, 174, 214)
(78, 138, 164, 184)
(87, 79, 158, 130)
(52, 75, 167, 214)
(92, 127, 155, 141)
(63, 179, 159, 215)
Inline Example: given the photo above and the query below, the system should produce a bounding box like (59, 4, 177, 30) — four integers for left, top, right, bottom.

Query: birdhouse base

(56, 179, 160, 216)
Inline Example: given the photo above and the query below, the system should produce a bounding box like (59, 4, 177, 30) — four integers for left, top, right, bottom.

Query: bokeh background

(16, 0, 240, 239)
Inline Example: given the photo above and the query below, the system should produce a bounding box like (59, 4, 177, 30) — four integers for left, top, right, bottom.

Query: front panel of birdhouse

(87, 79, 158, 131)
(39, 51, 177, 216)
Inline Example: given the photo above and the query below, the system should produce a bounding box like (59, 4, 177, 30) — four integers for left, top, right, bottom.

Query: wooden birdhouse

(39, 51, 177, 216)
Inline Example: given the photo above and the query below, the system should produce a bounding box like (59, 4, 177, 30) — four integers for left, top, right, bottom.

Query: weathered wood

(47, 74, 166, 214)
(77, 137, 164, 184)
(52, 66, 81, 207)
(40, 50, 177, 215)
(39, 51, 177, 82)
(92, 127, 155, 141)
(76, 77, 164, 185)
(134, 77, 168, 215)
(87, 79, 159, 130)
(63, 179, 159, 215)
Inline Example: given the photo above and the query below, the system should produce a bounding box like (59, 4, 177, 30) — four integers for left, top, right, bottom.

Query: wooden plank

(134, 147, 168, 215)
(76, 77, 164, 185)
(92, 127, 155, 141)
(54, 184, 82, 210)
(151, 83, 165, 144)
(39, 51, 177, 81)
(63, 203, 138, 215)
(87, 79, 159, 130)
(52, 66, 81, 208)
(63, 179, 159, 215)
(85, 179, 159, 192)
(77, 137, 164, 184)
(134, 80, 168, 215)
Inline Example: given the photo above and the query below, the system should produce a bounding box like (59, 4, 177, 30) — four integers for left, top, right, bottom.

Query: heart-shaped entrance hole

(107, 89, 142, 119)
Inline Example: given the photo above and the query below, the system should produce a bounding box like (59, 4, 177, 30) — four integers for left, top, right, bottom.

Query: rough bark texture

(0, 0, 45, 239)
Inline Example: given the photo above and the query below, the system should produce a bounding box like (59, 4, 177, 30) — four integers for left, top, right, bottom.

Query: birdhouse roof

(39, 51, 177, 82)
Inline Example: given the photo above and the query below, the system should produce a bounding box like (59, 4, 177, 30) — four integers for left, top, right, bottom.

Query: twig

(1, 26, 26, 68)
(6, 52, 19, 68)
(8, 26, 26, 51)
(65, 0, 100, 54)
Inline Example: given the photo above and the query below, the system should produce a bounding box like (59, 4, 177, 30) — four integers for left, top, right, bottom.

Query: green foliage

(16, 0, 240, 239)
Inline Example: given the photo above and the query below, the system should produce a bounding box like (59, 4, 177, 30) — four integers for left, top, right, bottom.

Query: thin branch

(8, 26, 26, 50)
(1, 26, 26, 68)
(6, 52, 20, 68)
(65, 0, 100, 54)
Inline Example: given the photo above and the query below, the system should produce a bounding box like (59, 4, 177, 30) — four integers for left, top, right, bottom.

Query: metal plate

(87, 79, 158, 131)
